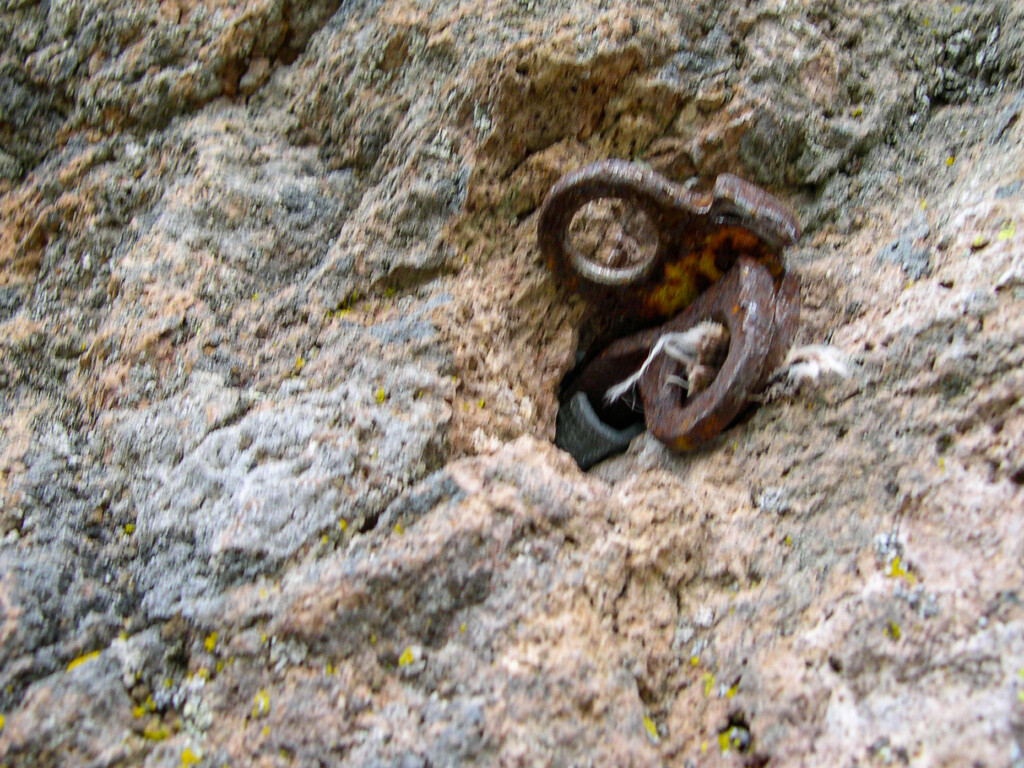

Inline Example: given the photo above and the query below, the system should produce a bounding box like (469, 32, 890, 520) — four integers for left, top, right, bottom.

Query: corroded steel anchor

(538, 160, 801, 467)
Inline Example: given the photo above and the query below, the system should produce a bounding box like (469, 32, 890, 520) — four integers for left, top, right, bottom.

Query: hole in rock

(567, 198, 658, 276)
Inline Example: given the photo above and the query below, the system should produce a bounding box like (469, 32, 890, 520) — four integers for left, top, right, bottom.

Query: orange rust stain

(634, 228, 783, 320)
(549, 224, 785, 324)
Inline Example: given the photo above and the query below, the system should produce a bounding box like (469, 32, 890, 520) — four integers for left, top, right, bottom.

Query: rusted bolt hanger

(538, 160, 801, 466)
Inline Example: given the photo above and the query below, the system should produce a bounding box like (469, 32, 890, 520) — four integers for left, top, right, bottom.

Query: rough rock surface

(1, 1, 1023, 766)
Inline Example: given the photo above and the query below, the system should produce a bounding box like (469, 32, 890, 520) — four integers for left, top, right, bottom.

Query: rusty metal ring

(540, 160, 804, 462)
(538, 160, 801, 322)
(709, 174, 801, 253)
(638, 257, 776, 451)
(758, 271, 801, 391)
(537, 159, 678, 288)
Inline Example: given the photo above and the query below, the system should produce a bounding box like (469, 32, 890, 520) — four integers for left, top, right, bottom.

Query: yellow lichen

(886, 556, 916, 584)
(997, 221, 1015, 241)
(124, 523, 135, 535)
(251, 690, 270, 719)
(142, 719, 169, 741)
(375, 387, 386, 404)
(725, 684, 738, 699)
(180, 747, 201, 766)
(339, 519, 348, 531)
(884, 621, 902, 640)
(945, 156, 955, 166)
(398, 647, 414, 667)
(702, 672, 715, 697)
(459, 622, 466, 634)
(203, 632, 218, 652)
(642, 714, 659, 743)
(0, 713, 4, 732)
(66, 650, 100, 671)
(850, 106, 863, 117)
(394, 522, 404, 535)
(718, 731, 731, 753)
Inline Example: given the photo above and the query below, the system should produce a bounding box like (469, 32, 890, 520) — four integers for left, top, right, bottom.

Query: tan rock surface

(1, 1, 1023, 766)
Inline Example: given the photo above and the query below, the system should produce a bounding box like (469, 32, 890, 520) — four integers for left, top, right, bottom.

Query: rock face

(1, 1, 1023, 766)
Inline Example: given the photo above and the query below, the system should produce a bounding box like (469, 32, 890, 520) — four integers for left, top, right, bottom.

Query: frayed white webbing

(604, 321, 722, 405)
(776, 344, 850, 385)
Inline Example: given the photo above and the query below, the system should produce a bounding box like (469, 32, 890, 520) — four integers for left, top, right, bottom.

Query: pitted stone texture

(0, 651, 139, 767)
(196, 438, 660, 767)
(106, 354, 450, 620)
(2, 1, 1024, 767)
(0, 0, 344, 174)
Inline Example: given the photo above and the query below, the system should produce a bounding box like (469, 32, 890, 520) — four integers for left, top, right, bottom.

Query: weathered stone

(2, 1, 1024, 766)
